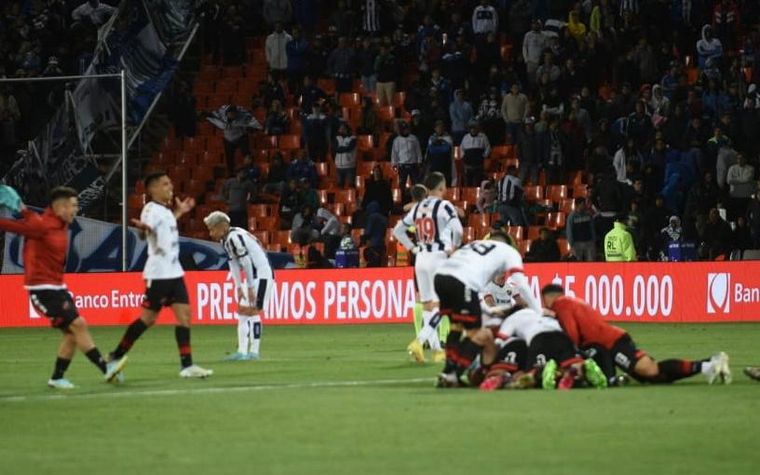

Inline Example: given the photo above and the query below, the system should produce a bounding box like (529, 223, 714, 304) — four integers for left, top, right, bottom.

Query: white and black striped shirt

(396, 197, 463, 253)
(497, 174, 522, 203)
(222, 227, 273, 288)
(363, 0, 380, 33)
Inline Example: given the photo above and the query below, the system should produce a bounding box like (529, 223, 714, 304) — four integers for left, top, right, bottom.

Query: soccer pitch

(1, 323, 758, 475)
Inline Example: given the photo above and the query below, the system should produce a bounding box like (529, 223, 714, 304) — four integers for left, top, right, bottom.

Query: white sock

(700, 361, 712, 375)
(249, 314, 262, 355)
(418, 310, 442, 351)
(237, 315, 252, 354)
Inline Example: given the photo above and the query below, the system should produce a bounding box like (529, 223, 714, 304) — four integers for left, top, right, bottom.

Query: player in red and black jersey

(0, 187, 126, 389)
(541, 284, 731, 385)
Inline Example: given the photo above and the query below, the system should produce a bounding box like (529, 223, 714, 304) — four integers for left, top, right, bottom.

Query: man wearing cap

(391, 121, 423, 188)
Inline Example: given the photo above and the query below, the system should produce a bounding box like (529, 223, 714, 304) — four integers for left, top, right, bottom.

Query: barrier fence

(1, 262, 759, 328)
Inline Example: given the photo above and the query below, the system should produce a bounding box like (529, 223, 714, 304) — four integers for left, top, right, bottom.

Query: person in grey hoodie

(449, 89, 474, 144)
(696, 24, 723, 70)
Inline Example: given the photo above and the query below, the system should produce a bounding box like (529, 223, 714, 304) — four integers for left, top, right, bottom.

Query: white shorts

(414, 251, 448, 303)
(238, 278, 273, 311)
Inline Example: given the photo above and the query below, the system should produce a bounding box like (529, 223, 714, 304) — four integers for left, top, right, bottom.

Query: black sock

(175, 326, 193, 368)
(458, 338, 482, 370)
(51, 357, 71, 380)
(85, 348, 107, 374)
(649, 359, 701, 383)
(442, 330, 462, 374)
(112, 318, 149, 359)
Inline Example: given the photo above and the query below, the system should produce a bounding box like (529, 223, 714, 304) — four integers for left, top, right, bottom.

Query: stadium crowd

(0, 0, 117, 173)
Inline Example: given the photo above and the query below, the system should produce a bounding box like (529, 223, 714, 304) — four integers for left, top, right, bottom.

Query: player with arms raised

(393, 172, 463, 363)
(0, 187, 126, 388)
(108, 172, 213, 378)
(204, 211, 274, 361)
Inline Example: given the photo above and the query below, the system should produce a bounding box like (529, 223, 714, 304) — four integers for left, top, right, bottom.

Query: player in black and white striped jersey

(393, 172, 463, 363)
(204, 211, 274, 361)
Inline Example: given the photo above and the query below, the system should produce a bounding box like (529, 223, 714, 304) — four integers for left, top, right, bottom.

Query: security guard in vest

(604, 215, 637, 262)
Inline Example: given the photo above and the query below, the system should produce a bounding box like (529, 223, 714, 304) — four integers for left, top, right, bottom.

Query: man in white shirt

(391, 121, 423, 188)
(459, 121, 491, 186)
(726, 153, 755, 217)
(522, 19, 546, 83)
(109, 172, 213, 378)
(265, 22, 292, 76)
(205, 211, 274, 361)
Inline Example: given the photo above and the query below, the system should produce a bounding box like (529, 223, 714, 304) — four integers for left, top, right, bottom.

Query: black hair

(144, 171, 167, 189)
(541, 284, 564, 296)
(49, 186, 78, 204)
(574, 197, 585, 205)
(411, 184, 428, 202)
(423, 172, 445, 191)
(488, 231, 509, 243)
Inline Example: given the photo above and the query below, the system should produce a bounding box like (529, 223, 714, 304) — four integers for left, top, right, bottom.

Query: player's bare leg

(172, 303, 213, 378)
(49, 317, 119, 388)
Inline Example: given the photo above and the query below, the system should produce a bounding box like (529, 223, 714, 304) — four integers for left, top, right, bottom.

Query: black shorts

(29, 289, 79, 330)
(434, 274, 481, 329)
(609, 333, 647, 373)
(528, 332, 580, 368)
(496, 338, 528, 370)
(143, 278, 190, 312)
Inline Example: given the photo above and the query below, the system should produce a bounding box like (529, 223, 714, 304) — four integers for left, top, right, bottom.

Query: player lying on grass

(0, 187, 126, 389)
(433, 231, 542, 387)
(204, 211, 274, 361)
(541, 284, 732, 385)
(108, 172, 212, 379)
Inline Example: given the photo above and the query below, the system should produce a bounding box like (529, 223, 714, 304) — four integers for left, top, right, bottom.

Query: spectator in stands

(0, 87, 21, 168)
(497, 165, 528, 227)
(263, 151, 288, 193)
(525, 227, 560, 262)
(265, 22, 292, 78)
(566, 197, 596, 261)
(684, 170, 720, 236)
(696, 24, 723, 70)
(357, 37, 377, 94)
(604, 215, 637, 262)
(360, 165, 393, 217)
(391, 121, 422, 188)
(476, 87, 503, 144)
(264, 99, 289, 135)
(746, 190, 760, 248)
(460, 120, 491, 187)
(263, 0, 293, 28)
(279, 178, 301, 225)
(449, 89, 473, 145)
(71, 0, 116, 27)
(286, 25, 309, 94)
(222, 167, 256, 230)
(208, 105, 262, 176)
(357, 96, 378, 135)
(522, 19, 546, 83)
(726, 153, 755, 219)
(291, 204, 317, 244)
(425, 120, 454, 186)
(543, 118, 568, 185)
(659, 215, 684, 259)
(476, 179, 498, 214)
(168, 81, 196, 139)
(501, 83, 528, 144)
(299, 76, 326, 116)
(287, 149, 318, 188)
(327, 37, 355, 93)
(732, 215, 753, 255)
(613, 138, 641, 185)
(410, 110, 433, 155)
(303, 103, 329, 162)
(472, 0, 498, 37)
(333, 123, 356, 188)
(258, 72, 286, 108)
(700, 207, 732, 259)
(591, 171, 624, 240)
(374, 43, 397, 107)
(361, 201, 388, 267)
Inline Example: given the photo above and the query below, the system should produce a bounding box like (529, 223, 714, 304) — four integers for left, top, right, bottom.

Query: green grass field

(1, 323, 759, 475)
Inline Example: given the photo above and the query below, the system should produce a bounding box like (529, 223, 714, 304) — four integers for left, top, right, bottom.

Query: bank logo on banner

(707, 273, 731, 314)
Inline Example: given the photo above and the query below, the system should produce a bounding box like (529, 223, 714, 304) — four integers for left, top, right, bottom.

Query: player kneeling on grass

(204, 211, 273, 361)
(108, 172, 212, 379)
(541, 284, 731, 385)
(0, 186, 126, 389)
(433, 232, 543, 387)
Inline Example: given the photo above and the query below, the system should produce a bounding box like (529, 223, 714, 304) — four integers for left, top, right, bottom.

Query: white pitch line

(0, 377, 434, 403)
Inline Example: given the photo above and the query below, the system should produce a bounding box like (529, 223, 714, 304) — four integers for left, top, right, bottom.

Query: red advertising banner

(0, 267, 416, 328)
(0, 262, 759, 328)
